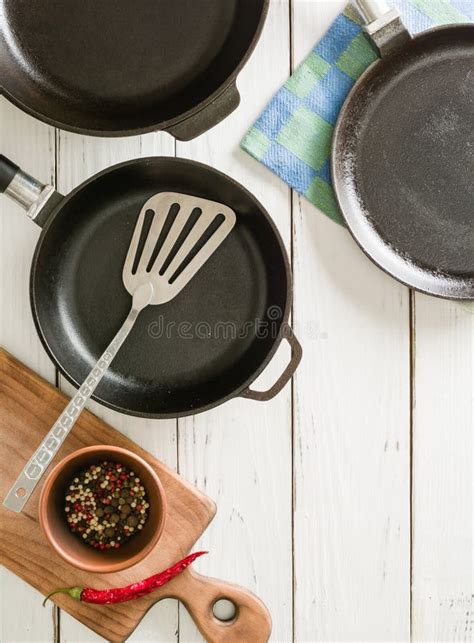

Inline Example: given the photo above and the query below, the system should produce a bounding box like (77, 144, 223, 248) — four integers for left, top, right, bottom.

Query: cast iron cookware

(0, 154, 301, 418)
(0, 0, 268, 140)
(332, 0, 473, 300)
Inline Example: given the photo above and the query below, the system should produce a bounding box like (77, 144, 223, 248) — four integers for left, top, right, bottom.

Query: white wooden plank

(54, 132, 180, 643)
(0, 99, 57, 642)
(291, 1, 411, 640)
(175, 1, 293, 641)
(412, 296, 473, 643)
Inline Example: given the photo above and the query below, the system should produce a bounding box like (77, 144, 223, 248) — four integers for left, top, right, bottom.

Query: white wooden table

(1, 1, 472, 641)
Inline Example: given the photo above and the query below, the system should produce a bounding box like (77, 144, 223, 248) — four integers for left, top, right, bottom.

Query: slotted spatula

(4, 192, 236, 512)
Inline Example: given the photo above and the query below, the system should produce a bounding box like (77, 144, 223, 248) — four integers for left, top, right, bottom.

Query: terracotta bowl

(39, 445, 167, 573)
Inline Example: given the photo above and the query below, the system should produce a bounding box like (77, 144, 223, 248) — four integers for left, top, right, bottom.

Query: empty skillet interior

(333, 26, 474, 299)
(31, 160, 289, 417)
(0, 0, 265, 134)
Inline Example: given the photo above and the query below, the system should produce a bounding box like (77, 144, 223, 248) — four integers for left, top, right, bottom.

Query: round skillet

(0, 0, 268, 140)
(332, 0, 473, 300)
(0, 155, 301, 418)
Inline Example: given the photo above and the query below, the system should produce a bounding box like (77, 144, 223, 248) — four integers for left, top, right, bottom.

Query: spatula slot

(131, 208, 155, 275)
(123, 192, 236, 306)
(158, 206, 203, 276)
(168, 213, 226, 284)
(146, 202, 181, 273)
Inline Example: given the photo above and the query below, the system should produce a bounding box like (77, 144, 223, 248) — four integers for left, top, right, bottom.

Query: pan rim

(0, 0, 269, 138)
(29, 156, 292, 419)
(331, 23, 474, 301)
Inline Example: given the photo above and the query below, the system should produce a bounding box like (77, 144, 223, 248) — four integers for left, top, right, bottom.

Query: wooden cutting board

(0, 349, 271, 642)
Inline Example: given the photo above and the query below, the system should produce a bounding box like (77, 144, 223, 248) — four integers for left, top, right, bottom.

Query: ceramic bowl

(39, 445, 167, 573)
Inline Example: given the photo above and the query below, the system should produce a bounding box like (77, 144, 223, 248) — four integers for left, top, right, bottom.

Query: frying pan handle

(240, 326, 302, 402)
(352, 0, 392, 22)
(167, 568, 272, 642)
(351, 0, 411, 56)
(164, 82, 240, 141)
(0, 154, 63, 227)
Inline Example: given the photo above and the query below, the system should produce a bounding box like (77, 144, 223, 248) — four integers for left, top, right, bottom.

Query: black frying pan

(0, 154, 301, 418)
(332, 0, 473, 300)
(0, 0, 268, 140)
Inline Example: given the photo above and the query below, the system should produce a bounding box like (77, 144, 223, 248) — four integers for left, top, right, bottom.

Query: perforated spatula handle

(2, 291, 149, 513)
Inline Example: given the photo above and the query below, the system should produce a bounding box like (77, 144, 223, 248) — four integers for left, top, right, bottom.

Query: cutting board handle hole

(212, 598, 237, 622)
(15, 487, 26, 497)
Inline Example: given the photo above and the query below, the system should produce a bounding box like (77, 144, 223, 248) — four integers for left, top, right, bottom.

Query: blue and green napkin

(241, 0, 472, 224)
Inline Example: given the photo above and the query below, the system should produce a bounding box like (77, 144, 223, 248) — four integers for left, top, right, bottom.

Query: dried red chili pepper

(43, 551, 207, 606)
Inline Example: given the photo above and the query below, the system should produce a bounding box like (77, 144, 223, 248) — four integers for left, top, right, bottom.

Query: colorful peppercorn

(64, 461, 149, 550)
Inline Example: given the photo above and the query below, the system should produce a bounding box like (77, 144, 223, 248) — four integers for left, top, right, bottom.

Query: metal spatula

(4, 192, 236, 512)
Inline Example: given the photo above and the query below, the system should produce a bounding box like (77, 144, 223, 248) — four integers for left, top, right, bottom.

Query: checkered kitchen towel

(241, 0, 472, 225)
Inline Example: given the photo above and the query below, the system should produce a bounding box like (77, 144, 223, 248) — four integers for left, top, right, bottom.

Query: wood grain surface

(0, 349, 271, 642)
(0, 1, 472, 642)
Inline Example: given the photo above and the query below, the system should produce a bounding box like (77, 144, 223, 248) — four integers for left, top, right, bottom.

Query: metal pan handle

(164, 82, 240, 141)
(240, 326, 302, 402)
(0, 155, 63, 227)
(351, 0, 411, 56)
(352, 0, 392, 22)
